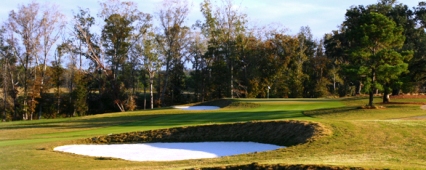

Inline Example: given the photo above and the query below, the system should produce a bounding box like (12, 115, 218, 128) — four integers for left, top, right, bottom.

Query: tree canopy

(0, 0, 425, 120)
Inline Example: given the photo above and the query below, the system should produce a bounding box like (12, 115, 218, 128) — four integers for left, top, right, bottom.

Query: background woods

(1, 0, 426, 120)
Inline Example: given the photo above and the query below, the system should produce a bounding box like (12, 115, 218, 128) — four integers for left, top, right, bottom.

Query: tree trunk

(12, 89, 17, 120)
(70, 70, 74, 117)
(392, 89, 400, 96)
(156, 73, 161, 107)
(116, 103, 125, 112)
(383, 84, 390, 103)
(160, 62, 170, 107)
(383, 93, 390, 103)
(2, 81, 6, 122)
(2, 60, 7, 122)
(368, 70, 376, 107)
(369, 90, 374, 107)
(356, 81, 362, 95)
(150, 78, 154, 109)
(144, 85, 146, 110)
(333, 73, 336, 93)
(38, 87, 43, 119)
(57, 86, 61, 117)
(230, 64, 233, 98)
(23, 55, 29, 120)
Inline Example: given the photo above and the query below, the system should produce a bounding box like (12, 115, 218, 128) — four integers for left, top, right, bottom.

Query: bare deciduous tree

(37, 3, 66, 119)
(156, 0, 191, 106)
(6, 2, 43, 120)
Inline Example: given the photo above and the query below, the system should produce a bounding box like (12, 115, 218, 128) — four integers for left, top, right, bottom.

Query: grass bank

(85, 120, 330, 147)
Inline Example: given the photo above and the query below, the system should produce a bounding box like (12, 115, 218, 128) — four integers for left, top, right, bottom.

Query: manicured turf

(1, 98, 426, 169)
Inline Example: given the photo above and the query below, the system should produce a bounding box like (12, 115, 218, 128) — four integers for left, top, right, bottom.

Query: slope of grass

(85, 120, 330, 147)
(0, 98, 426, 169)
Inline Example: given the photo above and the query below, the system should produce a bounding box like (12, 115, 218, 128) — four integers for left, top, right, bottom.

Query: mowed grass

(1, 98, 426, 169)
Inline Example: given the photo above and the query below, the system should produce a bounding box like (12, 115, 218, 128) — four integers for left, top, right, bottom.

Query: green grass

(1, 98, 426, 169)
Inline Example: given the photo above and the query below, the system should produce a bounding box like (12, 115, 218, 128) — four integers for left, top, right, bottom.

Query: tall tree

(345, 12, 410, 106)
(143, 32, 161, 109)
(102, 14, 132, 82)
(409, 2, 426, 92)
(156, 0, 190, 106)
(68, 8, 96, 116)
(287, 26, 313, 98)
(0, 27, 15, 121)
(37, 3, 66, 119)
(188, 32, 208, 101)
(324, 31, 347, 96)
(131, 30, 160, 109)
(198, 0, 247, 99)
(6, 2, 43, 120)
(73, 1, 150, 112)
(101, 13, 133, 112)
(51, 45, 66, 118)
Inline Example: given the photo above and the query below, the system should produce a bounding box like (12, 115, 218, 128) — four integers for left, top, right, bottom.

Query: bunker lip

(172, 106, 220, 110)
(75, 121, 327, 162)
(54, 142, 282, 162)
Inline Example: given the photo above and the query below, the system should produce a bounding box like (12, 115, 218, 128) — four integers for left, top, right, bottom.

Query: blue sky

(0, 0, 422, 39)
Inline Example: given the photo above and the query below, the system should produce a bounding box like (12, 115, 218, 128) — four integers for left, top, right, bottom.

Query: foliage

(71, 71, 88, 116)
(0, 0, 425, 118)
(345, 11, 410, 106)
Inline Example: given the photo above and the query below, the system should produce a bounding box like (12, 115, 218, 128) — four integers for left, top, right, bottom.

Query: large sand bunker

(54, 142, 282, 161)
(173, 106, 220, 110)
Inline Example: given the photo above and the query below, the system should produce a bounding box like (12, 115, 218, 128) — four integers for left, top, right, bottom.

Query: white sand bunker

(54, 142, 282, 161)
(173, 106, 220, 110)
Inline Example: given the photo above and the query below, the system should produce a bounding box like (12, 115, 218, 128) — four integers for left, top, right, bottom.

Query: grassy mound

(188, 162, 368, 170)
(194, 99, 260, 109)
(84, 120, 330, 146)
(195, 99, 234, 108)
(226, 101, 261, 108)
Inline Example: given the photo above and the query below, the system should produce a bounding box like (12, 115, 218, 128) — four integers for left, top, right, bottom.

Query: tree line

(1, 0, 426, 121)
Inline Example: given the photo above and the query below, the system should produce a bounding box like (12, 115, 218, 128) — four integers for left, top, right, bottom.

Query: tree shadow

(0, 108, 307, 133)
(303, 106, 359, 117)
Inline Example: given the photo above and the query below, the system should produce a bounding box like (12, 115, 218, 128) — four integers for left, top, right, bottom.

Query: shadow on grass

(0, 108, 308, 132)
(0, 108, 178, 130)
(240, 99, 340, 103)
(1, 98, 339, 131)
(117, 110, 307, 128)
(0, 115, 159, 130)
(303, 106, 359, 117)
